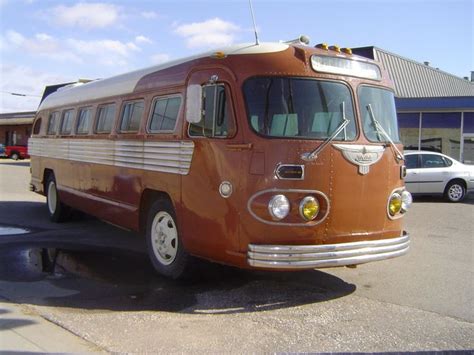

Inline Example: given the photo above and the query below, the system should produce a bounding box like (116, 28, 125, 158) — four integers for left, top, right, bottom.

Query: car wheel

(10, 152, 19, 160)
(46, 175, 71, 222)
(146, 199, 189, 279)
(444, 181, 466, 202)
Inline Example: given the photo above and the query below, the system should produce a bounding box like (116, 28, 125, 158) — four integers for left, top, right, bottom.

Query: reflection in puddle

(0, 225, 30, 235)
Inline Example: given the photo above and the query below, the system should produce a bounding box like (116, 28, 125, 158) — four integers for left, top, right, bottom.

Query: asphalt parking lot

(0, 160, 473, 352)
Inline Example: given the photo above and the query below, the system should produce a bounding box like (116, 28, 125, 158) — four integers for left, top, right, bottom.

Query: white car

(404, 151, 474, 202)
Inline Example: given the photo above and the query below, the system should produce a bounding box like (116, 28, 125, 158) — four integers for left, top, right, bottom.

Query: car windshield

(359, 86, 399, 142)
(243, 77, 356, 140)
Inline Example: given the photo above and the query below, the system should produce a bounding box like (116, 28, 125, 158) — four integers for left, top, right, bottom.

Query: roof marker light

(329, 45, 341, 53)
(316, 43, 329, 50)
(342, 48, 353, 55)
(211, 51, 227, 59)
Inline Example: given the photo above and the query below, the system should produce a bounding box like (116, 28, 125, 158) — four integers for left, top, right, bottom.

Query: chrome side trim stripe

(28, 138, 195, 175)
(248, 233, 409, 269)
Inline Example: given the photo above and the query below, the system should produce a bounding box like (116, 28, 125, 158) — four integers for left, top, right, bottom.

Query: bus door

(181, 69, 246, 258)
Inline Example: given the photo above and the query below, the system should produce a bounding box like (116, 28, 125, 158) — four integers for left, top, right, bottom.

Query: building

(353, 46, 474, 164)
(0, 111, 35, 146)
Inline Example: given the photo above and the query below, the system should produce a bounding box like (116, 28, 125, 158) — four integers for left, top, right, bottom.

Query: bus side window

(60, 109, 75, 135)
(33, 117, 42, 135)
(189, 84, 235, 138)
(120, 100, 144, 132)
(76, 107, 92, 135)
(95, 103, 116, 134)
(47, 112, 60, 135)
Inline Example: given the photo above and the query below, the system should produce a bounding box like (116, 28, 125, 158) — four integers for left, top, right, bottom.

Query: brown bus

(29, 41, 412, 279)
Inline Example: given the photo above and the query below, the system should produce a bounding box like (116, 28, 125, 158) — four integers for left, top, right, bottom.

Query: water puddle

(0, 225, 30, 235)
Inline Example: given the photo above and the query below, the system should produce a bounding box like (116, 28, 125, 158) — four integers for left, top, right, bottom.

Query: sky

(0, 0, 472, 113)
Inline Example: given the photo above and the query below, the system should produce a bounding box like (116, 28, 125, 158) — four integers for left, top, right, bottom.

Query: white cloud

(135, 35, 152, 44)
(0, 64, 71, 113)
(51, 3, 120, 29)
(150, 54, 170, 65)
(3, 30, 80, 62)
(2, 30, 143, 67)
(174, 18, 240, 48)
(141, 11, 158, 19)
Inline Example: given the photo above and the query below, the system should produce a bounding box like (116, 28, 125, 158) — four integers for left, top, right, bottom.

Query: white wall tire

(46, 175, 71, 222)
(146, 199, 189, 279)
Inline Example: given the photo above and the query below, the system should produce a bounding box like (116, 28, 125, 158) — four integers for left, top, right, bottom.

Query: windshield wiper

(366, 104, 404, 161)
(301, 102, 350, 161)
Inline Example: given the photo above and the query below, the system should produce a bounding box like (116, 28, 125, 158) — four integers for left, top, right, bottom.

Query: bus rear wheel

(146, 199, 189, 279)
(46, 175, 71, 222)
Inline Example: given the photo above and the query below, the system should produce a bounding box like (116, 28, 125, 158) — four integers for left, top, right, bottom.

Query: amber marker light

(299, 196, 320, 221)
(388, 193, 402, 216)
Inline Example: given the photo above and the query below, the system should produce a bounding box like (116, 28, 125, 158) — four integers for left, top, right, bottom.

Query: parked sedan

(404, 150, 474, 202)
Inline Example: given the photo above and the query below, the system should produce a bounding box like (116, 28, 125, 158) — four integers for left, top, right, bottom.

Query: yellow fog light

(299, 196, 320, 221)
(388, 193, 402, 216)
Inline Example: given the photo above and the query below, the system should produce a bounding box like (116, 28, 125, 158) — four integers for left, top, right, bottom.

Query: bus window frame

(118, 99, 146, 134)
(146, 94, 183, 134)
(94, 102, 117, 135)
(75, 106, 94, 136)
(187, 82, 237, 140)
(59, 108, 75, 136)
(47, 111, 60, 136)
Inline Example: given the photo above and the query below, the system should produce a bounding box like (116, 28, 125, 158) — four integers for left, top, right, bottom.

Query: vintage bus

(29, 39, 412, 279)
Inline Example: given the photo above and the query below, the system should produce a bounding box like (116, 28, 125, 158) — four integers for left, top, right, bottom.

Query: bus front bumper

(247, 232, 410, 269)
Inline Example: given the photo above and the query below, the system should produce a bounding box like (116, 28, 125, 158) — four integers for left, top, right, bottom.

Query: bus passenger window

(60, 109, 75, 135)
(120, 100, 144, 132)
(96, 104, 116, 133)
(189, 84, 234, 138)
(76, 107, 92, 135)
(47, 112, 60, 135)
(33, 117, 42, 135)
(148, 96, 181, 132)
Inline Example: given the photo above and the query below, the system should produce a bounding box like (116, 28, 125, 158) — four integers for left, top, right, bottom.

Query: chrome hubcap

(151, 211, 178, 265)
(47, 181, 57, 215)
(448, 185, 463, 201)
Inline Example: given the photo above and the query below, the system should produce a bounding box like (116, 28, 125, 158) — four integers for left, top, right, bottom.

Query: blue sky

(0, 0, 472, 112)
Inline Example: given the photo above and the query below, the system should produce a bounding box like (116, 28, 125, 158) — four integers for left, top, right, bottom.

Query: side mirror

(186, 84, 202, 123)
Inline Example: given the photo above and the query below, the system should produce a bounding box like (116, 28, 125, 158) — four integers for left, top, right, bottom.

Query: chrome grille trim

(248, 233, 409, 269)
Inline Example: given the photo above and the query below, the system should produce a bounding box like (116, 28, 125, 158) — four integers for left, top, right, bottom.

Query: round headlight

(401, 190, 412, 212)
(388, 193, 402, 216)
(268, 194, 290, 220)
(299, 196, 320, 221)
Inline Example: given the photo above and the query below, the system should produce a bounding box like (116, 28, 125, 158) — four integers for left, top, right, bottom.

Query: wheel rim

(448, 184, 463, 201)
(47, 181, 57, 215)
(151, 211, 178, 265)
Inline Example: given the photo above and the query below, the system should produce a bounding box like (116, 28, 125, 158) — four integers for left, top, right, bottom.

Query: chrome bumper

(247, 233, 410, 269)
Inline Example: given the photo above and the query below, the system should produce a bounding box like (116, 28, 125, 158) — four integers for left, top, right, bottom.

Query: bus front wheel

(146, 199, 189, 279)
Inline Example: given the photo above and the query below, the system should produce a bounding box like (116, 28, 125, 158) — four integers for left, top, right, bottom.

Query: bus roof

(38, 42, 289, 112)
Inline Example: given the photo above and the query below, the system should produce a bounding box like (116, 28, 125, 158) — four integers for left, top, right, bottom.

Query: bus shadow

(0, 244, 355, 314)
(413, 193, 474, 205)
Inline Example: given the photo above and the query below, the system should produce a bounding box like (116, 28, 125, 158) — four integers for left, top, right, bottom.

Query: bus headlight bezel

(388, 192, 402, 216)
(268, 194, 290, 220)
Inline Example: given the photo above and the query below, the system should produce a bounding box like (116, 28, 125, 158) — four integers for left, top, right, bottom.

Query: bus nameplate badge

(333, 144, 385, 175)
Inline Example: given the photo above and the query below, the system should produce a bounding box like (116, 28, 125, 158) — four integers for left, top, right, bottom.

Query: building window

(76, 107, 92, 135)
(120, 100, 144, 132)
(420, 112, 461, 158)
(95, 103, 116, 133)
(398, 113, 420, 150)
(148, 96, 181, 133)
(47, 112, 60, 135)
(60, 109, 75, 135)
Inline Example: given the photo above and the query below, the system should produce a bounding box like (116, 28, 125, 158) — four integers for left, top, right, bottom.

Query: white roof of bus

(38, 42, 289, 111)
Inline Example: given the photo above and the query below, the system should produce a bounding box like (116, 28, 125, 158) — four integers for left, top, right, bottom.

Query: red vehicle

(5, 145, 29, 160)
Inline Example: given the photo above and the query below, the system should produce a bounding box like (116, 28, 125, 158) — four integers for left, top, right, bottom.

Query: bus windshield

(243, 77, 357, 140)
(359, 86, 400, 143)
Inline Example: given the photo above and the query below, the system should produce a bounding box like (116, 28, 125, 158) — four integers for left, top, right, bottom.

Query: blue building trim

(396, 97, 474, 111)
